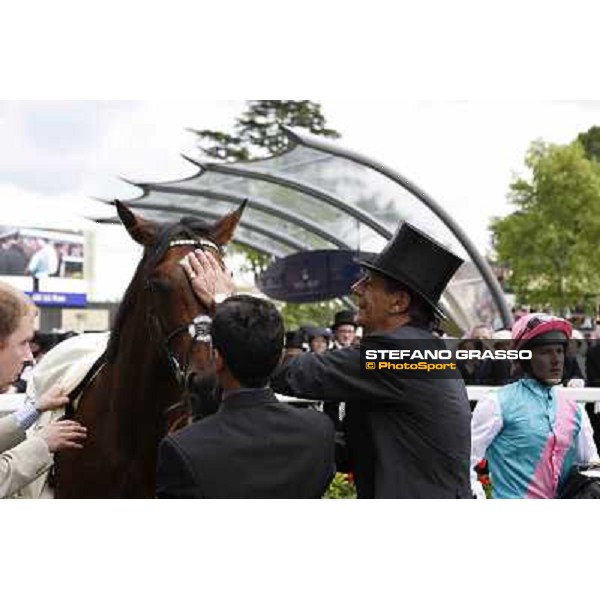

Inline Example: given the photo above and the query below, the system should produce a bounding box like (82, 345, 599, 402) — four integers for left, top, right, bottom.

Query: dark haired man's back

(156, 388, 335, 498)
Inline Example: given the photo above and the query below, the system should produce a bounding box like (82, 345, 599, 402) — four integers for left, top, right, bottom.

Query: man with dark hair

(180, 223, 472, 498)
(155, 292, 336, 499)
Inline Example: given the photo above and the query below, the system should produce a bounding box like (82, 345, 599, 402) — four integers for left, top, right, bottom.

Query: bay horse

(53, 199, 246, 498)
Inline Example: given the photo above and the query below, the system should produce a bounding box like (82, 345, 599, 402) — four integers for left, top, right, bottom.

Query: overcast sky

(3, 100, 600, 299)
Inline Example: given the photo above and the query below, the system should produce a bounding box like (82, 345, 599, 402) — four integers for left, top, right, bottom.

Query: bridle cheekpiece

(147, 237, 222, 389)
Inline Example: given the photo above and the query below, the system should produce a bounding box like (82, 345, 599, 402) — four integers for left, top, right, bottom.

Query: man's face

(334, 324, 356, 348)
(351, 272, 399, 335)
(0, 314, 35, 388)
(529, 343, 564, 385)
(309, 336, 329, 355)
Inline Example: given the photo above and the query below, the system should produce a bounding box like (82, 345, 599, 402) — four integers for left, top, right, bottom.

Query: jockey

(470, 313, 599, 499)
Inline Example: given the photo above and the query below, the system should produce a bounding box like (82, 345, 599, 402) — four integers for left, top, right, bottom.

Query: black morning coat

(155, 388, 336, 498)
(271, 324, 472, 499)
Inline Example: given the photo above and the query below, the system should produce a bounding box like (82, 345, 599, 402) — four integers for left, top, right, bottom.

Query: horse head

(113, 200, 246, 419)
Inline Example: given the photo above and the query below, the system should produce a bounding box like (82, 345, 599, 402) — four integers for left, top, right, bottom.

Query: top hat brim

(331, 313, 357, 329)
(357, 258, 448, 320)
(331, 321, 357, 330)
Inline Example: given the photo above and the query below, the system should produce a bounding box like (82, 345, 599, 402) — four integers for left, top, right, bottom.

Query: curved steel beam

(113, 175, 352, 251)
(93, 216, 287, 259)
(121, 200, 309, 252)
(281, 126, 513, 328)
(185, 156, 393, 241)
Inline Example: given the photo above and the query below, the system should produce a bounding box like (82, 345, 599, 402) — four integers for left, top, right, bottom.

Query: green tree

(279, 299, 346, 332)
(490, 140, 600, 313)
(194, 100, 340, 162)
(577, 125, 600, 162)
(230, 242, 274, 279)
(196, 101, 345, 326)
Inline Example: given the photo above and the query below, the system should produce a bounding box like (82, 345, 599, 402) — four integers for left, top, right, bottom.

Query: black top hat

(358, 222, 463, 315)
(284, 330, 304, 349)
(331, 310, 356, 330)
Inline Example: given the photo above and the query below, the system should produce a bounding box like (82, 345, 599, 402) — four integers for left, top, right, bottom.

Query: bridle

(144, 237, 223, 391)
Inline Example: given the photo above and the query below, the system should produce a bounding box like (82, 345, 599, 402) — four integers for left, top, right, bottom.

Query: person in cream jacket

(0, 281, 86, 498)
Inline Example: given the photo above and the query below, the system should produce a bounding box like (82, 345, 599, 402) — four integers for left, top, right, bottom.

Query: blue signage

(26, 292, 87, 307)
(257, 250, 370, 303)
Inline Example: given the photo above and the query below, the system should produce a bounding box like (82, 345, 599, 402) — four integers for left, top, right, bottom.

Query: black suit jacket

(585, 344, 600, 449)
(156, 388, 335, 498)
(586, 344, 600, 387)
(271, 325, 472, 499)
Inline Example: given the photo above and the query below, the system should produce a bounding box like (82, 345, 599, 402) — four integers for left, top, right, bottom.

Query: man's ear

(389, 290, 411, 315)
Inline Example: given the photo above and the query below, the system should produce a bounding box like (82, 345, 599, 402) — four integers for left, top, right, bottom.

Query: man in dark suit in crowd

(155, 294, 336, 499)
(0, 229, 28, 276)
(323, 310, 357, 471)
(179, 223, 472, 499)
(585, 336, 600, 449)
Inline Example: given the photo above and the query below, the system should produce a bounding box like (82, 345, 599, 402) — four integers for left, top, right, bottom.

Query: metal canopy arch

(94, 214, 289, 259)
(128, 180, 352, 250)
(281, 126, 512, 328)
(109, 200, 310, 253)
(106, 126, 511, 333)
(187, 158, 393, 240)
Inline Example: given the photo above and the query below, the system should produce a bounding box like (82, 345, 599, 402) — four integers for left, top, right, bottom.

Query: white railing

(277, 386, 600, 405)
(3, 387, 600, 418)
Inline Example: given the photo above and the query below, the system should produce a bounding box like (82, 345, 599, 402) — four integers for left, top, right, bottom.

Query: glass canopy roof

(105, 126, 510, 333)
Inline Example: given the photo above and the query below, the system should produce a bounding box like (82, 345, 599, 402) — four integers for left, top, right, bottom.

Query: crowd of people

(0, 227, 84, 281)
(2, 220, 600, 498)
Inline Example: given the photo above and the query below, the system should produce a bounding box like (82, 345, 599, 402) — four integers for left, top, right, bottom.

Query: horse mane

(106, 216, 212, 362)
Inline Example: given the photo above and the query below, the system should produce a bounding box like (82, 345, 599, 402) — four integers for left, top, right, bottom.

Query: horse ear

(115, 200, 158, 247)
(209, 199, 247, 246)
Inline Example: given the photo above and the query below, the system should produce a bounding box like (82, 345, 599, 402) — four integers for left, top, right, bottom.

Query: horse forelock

(145, 217, 213, 272)
(106, 216, 220, 362)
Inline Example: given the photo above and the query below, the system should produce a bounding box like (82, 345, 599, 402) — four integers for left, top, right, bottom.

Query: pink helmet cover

(512, 313, 572, 350)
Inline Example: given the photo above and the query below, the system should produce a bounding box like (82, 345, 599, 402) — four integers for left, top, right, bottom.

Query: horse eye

(149, 278, 173, 293)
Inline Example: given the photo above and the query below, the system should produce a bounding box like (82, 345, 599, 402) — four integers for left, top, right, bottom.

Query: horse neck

(111, 296, 180, 413)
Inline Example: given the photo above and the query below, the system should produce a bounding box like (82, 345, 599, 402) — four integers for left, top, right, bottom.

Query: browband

(169, 238, 222, 254)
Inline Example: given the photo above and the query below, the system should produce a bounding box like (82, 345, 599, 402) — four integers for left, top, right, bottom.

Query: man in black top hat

(283, 330, 304, 358)
(330, 310, 357, 349)
(181, 222, 472, 498)
(323, 310, 357, 466)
